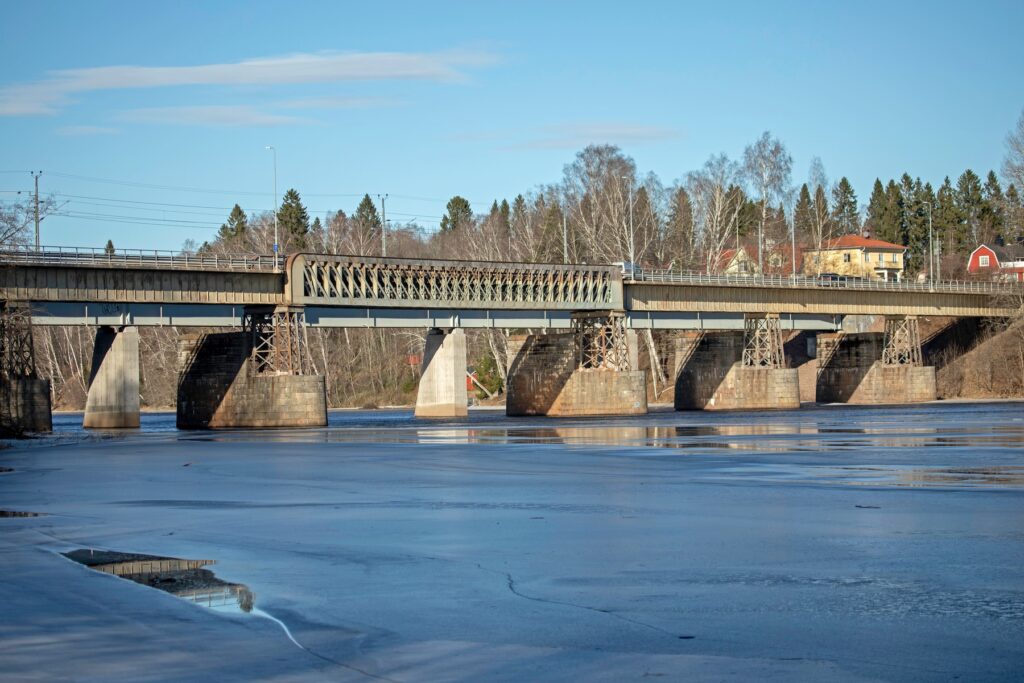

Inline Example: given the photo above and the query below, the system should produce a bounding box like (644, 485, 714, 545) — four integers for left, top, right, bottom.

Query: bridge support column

(674, 314, 799, 411)
(0, 303, 51, 435)
(415, 328, 468, 418)
(176, 306, 327, 428)
(816, 316, 935, 404)
(506, 311, 647, 417)
(84, 326, 140, 428)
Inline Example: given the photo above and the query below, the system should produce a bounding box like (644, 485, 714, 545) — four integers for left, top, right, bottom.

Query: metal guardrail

(0, 245, 281, 272)
(3, 246, 1021, 296)
(627, 268, 1023, 295)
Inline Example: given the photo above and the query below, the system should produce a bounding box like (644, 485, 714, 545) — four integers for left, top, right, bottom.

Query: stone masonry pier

(505, 333, 647, 417)
(673, 328, 800, 411)
(176, 332, 327, 429)
(816, 331, 936, 404)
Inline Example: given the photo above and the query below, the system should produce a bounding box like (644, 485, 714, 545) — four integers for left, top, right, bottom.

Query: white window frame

(979, 254, 990, 267)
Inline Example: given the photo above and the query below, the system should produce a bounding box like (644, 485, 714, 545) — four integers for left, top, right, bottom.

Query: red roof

(820, 234, 905, 250)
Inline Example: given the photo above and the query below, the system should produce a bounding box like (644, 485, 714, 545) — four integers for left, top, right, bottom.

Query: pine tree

(104, 239, 115, 255)
(277, 189, 309, 250)
(440, 196, 473, 232)
(954, 170, 983, 249)
(877, 180, 903, 246)
(864, 179, 886, 238)
(666, 186, 695, 265)
(499, 199, 511, 231)
(794, 183, 813, 241)
(831, 177, 859, 235)
(218, 204, 248, 241)
(353, 194, 382, 237)
(981, 170, 1004, 243)
(934, 177, 961, 262)
(1005, 184, 1023, 245)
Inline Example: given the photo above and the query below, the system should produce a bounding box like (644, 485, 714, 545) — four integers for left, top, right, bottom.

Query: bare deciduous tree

(743, 132, 792, 272)
(687, 154, 746, 274)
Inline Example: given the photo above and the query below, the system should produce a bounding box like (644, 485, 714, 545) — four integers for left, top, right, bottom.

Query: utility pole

(31, 171, 41, 251)
(622, 176, 635, 265)
(265, 146, 279, 272)
(562, 208, 568, 263)
(377, 193, 388, 257)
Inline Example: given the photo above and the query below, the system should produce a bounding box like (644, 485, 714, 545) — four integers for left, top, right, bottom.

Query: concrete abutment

(415, 328, 469, 418)
(83, 326, 140, 429)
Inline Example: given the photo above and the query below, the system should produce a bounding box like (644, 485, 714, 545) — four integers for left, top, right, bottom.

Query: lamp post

(377, 193, 388, 257)
(265, 146, 279, 272)
(622, 176, 635, 266)
(922, 201, 933, 287)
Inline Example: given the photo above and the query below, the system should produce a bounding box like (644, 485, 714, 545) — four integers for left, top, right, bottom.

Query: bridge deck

(2, 248, 1019, 321)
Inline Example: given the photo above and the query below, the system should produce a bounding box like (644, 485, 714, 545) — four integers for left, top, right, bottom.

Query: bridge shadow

(815, 333, 879, 403)
(176, 332, 247, 429)
(506, 334, 576, 415)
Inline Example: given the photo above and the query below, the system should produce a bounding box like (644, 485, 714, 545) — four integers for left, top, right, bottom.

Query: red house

(967, 244, 1024, 282)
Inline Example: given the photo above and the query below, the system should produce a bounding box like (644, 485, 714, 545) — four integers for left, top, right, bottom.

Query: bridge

(2, 245, 1019, 432)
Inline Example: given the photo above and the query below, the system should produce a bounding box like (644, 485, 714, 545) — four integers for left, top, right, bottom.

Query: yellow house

(802, 235, 906, 281)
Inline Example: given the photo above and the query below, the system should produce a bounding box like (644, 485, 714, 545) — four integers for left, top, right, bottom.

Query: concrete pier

(84, 326, 140, 429)
(505, 334, 647, 417)
(673, 332, 800, 411)
(415, 328, 468, 418)
(176, 332, 327, 429)
(816, 332, 936, 404)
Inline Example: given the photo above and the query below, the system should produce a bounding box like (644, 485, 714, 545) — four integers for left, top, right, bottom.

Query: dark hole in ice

(0, 510, 41, 517)
(64, 549, 255, 614)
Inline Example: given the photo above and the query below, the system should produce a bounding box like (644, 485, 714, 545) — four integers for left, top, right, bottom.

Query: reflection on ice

(64, 549, 255, 615)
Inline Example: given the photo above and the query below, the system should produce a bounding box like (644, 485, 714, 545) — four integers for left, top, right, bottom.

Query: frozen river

(2, 402, 1023, 682)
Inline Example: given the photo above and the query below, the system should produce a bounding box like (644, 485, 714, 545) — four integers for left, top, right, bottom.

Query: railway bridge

(1, 246, 1018, 431)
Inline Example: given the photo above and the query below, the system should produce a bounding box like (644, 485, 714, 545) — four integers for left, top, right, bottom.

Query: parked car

(816, 272, 844, 282)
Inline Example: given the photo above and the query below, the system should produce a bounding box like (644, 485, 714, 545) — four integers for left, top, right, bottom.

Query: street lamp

(265, 145, 279, 272)
(922, 201, 934, 287)
(622, 176, 635, 266)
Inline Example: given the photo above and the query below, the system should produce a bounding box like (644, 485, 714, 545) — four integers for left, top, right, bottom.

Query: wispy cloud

(119, 105, 309, 127)
(0, 49, 494, 116)
(517, 123, 681, 150)
(55, 124, 117, 136)
(277, 95, 402, 110)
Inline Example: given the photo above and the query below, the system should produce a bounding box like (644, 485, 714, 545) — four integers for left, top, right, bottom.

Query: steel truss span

(288, 254, 623, 310)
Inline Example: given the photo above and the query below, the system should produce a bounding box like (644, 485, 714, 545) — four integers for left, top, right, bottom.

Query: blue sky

(1, 0, 1022, 251)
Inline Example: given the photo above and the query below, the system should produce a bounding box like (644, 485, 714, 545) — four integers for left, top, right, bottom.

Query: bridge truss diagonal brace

(571, 310, 631, 371)
(244, 306, 316, 377)
(0, 302, 38, 380)
(881, 316, 922, 366)
(742, 314, 785, 369)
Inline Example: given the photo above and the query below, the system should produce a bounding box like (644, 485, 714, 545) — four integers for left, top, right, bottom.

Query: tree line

(195, 112, 1024, 282)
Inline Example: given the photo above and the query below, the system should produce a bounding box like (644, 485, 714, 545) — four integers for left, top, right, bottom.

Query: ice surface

(2, 402, 1023, 681)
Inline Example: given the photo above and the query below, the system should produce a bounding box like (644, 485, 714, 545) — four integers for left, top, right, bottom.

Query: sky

(1, 0, 1022, 252)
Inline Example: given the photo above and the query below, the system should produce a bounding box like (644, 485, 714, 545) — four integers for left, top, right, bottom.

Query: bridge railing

(0, 245, 282, 272)
(628, 268, 1023, 294)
